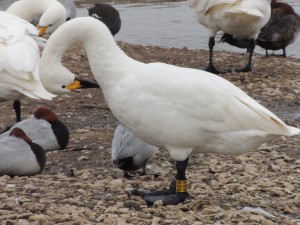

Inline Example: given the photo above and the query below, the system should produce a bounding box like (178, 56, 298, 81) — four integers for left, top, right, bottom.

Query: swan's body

(40, 17, 300, 205)
(0, 11, 55, 122)
(6, 0, 67, 35)
(188, 0, 271, 73)
(112, 124, 158, 177)
(0, 127, 46, 177)
(1, 107, 69, 151)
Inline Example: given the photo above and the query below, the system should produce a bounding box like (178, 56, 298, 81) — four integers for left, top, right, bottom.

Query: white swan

(1, 0, 82, 122)
(0, 11, 55, 122)
(6, 0, 67, 36)
(40, 17, 300, 205)
(188, 0, 271, 74)
(31, 0, 77, 26)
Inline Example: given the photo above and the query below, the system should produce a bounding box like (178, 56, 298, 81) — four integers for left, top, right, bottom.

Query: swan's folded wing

(188, 0, 237, 14)
(0, 12, 55, 100)
(226, 0, 269, 18)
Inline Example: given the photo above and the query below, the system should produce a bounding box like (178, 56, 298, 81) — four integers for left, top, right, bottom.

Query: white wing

(0, 11, 55, 100)
(111, 62, 298, 151)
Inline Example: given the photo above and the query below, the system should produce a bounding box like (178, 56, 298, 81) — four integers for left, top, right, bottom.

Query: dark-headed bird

(220, 0, 300, 57)
(112, 124, 158, 178)
(87, 3, 121, 36)
(0, 127, 46, 177)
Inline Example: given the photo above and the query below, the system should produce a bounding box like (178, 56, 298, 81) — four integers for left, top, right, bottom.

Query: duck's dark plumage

(220, 0, 300, 57)
(257, 1, 300, 57)
(88, 3, 121, 36)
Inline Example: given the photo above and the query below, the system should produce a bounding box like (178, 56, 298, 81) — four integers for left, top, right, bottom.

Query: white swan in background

(112, 124, 158, 178)
(31, 0, 77, 26)
(0, 12, 55, 122)
(6, 0, 67, 36)
(188, 0, 271, 74)
(40, 17, 300, 206)
(1, 0, 71, 122)
(0, 127, 46, 177)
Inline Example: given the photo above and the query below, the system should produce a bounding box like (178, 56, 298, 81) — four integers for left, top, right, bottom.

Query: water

(76, 0, 300, 57)
(1, 0, 300, 57)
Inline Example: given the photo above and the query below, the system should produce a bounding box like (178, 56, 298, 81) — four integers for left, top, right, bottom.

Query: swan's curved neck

(6, 0, 55, 21)
(41, 17, 141, 92)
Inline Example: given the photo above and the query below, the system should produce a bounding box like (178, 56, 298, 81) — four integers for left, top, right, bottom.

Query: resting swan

(40, 17, 300, 205)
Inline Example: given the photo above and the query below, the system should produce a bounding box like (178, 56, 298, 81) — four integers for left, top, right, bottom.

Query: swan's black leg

(13, 100, 21, 122)
(133, 158, 189, 206)
(205, 37, 224, 74)
(235, 39, 255, 72)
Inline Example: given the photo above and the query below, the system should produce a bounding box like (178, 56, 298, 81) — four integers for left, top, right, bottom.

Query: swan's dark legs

(205, 37, 223, 74)
(133, 158, 189, 206)
(235, 39, 255, 72)
(13, 100, 21, 122)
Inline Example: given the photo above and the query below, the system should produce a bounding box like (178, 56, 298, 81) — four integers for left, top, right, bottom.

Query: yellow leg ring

(176, 179, 187, 193)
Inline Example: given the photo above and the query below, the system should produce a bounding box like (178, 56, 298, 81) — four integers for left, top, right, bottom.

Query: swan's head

(40, 64, 99, 95)
(37, 3, 68, 36)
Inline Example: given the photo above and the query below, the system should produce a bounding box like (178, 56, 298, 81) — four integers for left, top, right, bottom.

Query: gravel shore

(0, 42, 299, 225)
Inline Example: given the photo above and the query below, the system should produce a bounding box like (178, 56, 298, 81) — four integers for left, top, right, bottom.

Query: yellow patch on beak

(65, 80, 81, 91)
(37, 26, 48, 37)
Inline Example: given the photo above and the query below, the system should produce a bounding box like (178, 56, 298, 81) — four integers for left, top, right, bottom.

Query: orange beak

(65, 80, 81, 91)
(37, 26, 48, 37)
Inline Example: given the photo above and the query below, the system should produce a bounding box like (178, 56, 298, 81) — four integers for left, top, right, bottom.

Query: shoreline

(0, 42, 299, 224)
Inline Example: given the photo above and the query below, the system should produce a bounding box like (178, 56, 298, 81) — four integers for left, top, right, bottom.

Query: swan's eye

(62, 85, 66, 88)
(49, 24, 53, 27)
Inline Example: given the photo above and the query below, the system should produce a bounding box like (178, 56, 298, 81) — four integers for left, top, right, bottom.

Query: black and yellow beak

(65, 78, 99, 91)
(37, 26, 48, 37)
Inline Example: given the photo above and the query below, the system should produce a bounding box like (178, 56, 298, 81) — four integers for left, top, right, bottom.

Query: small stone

(77, 156, 90, 161)
(23, 203, 45, 212)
